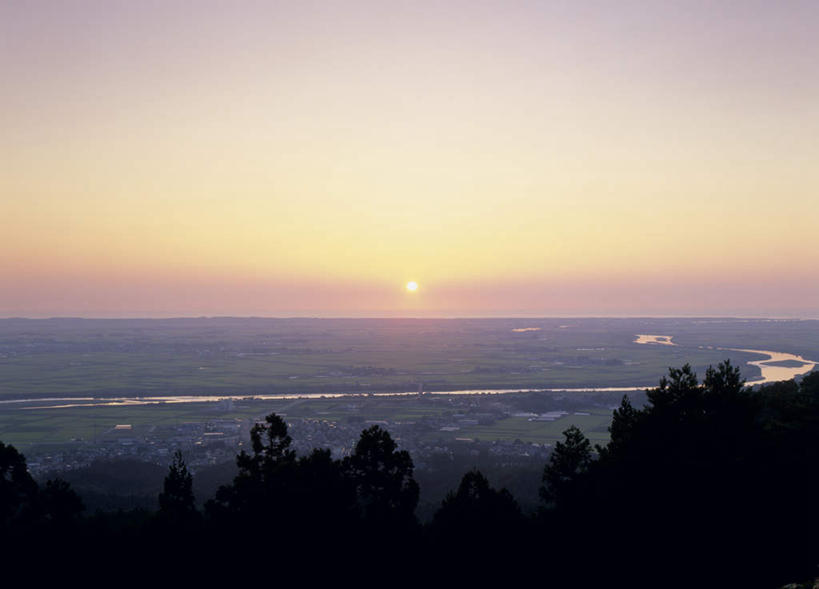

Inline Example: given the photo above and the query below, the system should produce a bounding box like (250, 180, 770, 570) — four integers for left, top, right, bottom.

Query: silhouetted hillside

(2, 364, 817, 587)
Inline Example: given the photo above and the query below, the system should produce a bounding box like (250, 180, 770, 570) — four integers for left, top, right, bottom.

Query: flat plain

(2, 317, 817, 448)
(2, 317, 817, 398)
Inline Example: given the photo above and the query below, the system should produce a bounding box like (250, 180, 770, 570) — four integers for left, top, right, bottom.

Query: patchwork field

(2, 317, 817, 399)
(1, 317, 817, 449)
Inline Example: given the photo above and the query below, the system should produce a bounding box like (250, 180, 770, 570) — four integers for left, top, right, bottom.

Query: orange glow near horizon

(2, 3, 818, 318)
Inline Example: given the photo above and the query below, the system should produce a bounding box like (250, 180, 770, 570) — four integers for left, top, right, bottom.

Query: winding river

(633, 334, 817, 385)
(2, 337, 815, 410)
(1, 385, 647, 410)
(721, 348, 817, 385)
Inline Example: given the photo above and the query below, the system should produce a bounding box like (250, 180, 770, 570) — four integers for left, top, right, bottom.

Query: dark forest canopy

(2, 364, 818, 587)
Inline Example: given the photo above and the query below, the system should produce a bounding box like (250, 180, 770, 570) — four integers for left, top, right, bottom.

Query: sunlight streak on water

(722, 348, 818, 385)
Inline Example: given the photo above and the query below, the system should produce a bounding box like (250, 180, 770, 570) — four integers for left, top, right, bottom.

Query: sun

(406, 281, 419, 292)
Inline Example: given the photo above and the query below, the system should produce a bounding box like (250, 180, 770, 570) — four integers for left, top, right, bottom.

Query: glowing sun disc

(406, 281, 419, 292)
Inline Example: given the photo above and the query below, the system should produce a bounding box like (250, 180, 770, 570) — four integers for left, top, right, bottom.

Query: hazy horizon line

(3, 314, 817, 321)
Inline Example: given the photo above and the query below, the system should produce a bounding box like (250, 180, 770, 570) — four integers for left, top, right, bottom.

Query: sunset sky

(2, 1, 818, 317)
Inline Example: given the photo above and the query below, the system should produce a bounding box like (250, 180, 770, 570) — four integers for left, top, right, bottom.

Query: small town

(23, 397, 563, 477)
